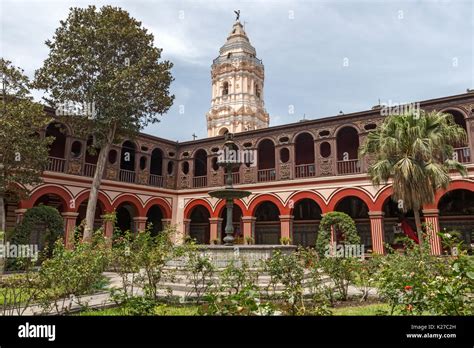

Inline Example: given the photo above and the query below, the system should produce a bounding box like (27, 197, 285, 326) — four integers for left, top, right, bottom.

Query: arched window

(295, 132, 315, 178)
(119, 141, 136, 183)
(45, 122, 67, 159)
(336, 127, 360, 175)
(150, 148, 163, 176)
(257, 139, 276, 182)
(222, 82, 229, 96)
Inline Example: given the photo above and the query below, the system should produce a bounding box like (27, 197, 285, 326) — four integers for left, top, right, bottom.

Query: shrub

(36, 231, 109, 314)
(7, 205, 64, 270)
(183, 242, 215, 304)
(202, 259, 274, 316)
(263, 250, 306, 315)
(110, 225, 181, 303)
(316, 212, 360, 257)
(318, 256, 358, 301)
(376, 241, 473, 315)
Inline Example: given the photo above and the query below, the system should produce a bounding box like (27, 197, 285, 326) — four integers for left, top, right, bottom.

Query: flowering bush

(263, 250, 306, 315)
(376, 241, 473, 315)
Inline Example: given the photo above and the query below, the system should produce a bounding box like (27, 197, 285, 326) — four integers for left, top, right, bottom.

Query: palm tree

(359, 110, 467, 247)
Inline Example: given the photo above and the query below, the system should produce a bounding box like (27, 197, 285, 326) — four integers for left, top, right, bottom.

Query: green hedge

(316, 212, 360, 256)
(7, 205, 64, 269)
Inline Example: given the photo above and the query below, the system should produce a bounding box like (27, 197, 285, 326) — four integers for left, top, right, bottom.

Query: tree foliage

(0, 58, 52, 233)
(359, 110, 467, 242)
(33, 5, 175, 239)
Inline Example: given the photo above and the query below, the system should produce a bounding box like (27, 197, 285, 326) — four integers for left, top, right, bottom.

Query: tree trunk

(83, 124, 116, 242)
(413, 209, 424, 250)
(0, 194, 5, 274)
(0, 194, 5, 235)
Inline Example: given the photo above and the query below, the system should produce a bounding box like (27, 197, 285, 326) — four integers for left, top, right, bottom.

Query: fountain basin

(169, 245, 297, 268)
(208, 189, 252, 200)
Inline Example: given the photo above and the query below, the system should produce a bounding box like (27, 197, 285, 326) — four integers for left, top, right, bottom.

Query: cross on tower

(192, 133, 198, 141)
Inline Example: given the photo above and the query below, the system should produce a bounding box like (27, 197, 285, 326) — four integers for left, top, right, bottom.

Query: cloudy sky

(1, 0, 472, 141)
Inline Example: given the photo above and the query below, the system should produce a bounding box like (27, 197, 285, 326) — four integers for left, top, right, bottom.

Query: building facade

(6, 20, 474, 255)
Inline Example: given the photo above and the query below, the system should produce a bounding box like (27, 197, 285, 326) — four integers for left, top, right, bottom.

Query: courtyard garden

(0, 210, 472, 317)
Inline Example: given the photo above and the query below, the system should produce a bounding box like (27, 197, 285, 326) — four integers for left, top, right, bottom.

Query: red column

(14, 208, 27, 224)
(242, 216, 256, 244)
(101, 214, 114, 244)
(422, 209, 442, 255)
(279, 215, 294, 243)
(161, 218, 172, 229)
(369, 211, 385, 254)
(183, 218, 191, 239)
(133, 217, 148, 233)
(209, 217, 223, 244)
(62, 212, 79, 248)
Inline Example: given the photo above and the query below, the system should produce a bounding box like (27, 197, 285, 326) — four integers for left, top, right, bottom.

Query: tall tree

(34, 6, 174, 241)
(359, 110, 467, 247)
(0, 58, 52, 236)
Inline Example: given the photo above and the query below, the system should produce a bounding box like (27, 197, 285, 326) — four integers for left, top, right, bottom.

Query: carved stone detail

(319, 159, 333, 176)
(279, 163, 291, 180)
(180, 175, 190, 189)
(106, 167, 118, 180)
(68, 160, 81, 175)
(243, 167, 255, 184)
(137, 171, 149, 185)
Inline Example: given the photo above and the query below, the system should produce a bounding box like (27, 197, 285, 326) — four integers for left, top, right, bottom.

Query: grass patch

(332, 302, 390, 316)
(79, 302, 392, 316)
(78, 304, 200, 316)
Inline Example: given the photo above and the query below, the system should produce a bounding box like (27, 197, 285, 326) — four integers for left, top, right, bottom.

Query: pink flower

(404, 285, 412, 291)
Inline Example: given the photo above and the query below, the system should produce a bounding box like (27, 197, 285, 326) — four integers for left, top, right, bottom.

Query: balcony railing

(47, 157, 65, 173)
(119, 169, 136, 183)
(295, 163, 316, 178)
(193, 175, 207, 188)
(337, 159, 361, 175)
(258, 168, 276, 182)
(454, 147, 471, 163)
(232, 172, 240, 185)
(149, 174, 164, 187)
(83, 163, 96, 177)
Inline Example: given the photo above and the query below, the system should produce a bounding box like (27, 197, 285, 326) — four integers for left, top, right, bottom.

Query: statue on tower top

(234, 10, 240, 21)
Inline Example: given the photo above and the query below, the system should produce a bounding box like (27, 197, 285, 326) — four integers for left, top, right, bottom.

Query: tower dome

(206, 17, 269, 137)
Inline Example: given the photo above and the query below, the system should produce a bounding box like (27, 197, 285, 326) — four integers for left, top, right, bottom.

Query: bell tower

(206, 16, 269, 137)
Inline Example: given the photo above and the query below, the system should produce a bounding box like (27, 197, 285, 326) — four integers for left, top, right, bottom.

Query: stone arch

(112, 194, 144, 216)
(21, 185, 74, 212)
(373, 185, 394, 211)
(247, 193, 288, 216)
(428, 180, 474, 209)
(287, 191, 328, 214)
(143, 197, 172, 219)
(327, 188, 374, 211)
(74, 191, 113, 213)
(188, 204, 211, 244)
(214, 199, 249, 218)
(184, 199, 213, 219)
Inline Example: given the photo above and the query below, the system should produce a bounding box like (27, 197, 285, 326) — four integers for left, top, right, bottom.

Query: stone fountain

(208, 132, 251, 246)
(196, 133, 296, 268)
